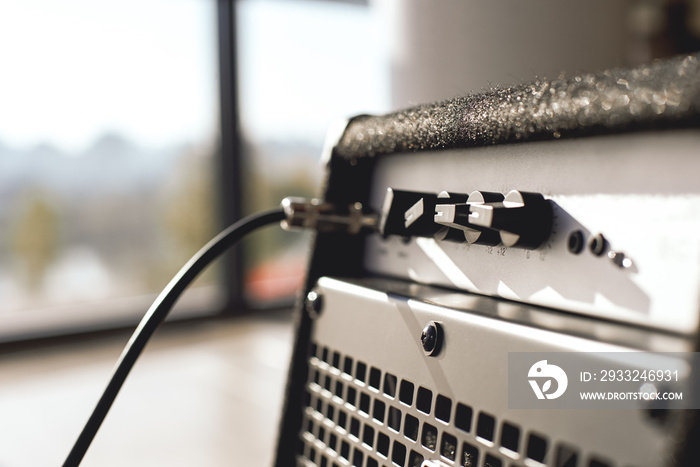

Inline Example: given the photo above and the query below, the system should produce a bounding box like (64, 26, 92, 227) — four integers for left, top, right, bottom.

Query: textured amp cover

(335, 54, 700, 159)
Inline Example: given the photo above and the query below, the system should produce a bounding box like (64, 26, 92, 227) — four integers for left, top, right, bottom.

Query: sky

(0, 0, 218, 153)
(0, 0, 391, 153)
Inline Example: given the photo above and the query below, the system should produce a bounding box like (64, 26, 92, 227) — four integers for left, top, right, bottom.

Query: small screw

(305, 290, 323, 318)
(609, 251, 633, 269)
(590, 233, 608, 256)
(567, 230, 585, 254)
(421, 321, 443, 356)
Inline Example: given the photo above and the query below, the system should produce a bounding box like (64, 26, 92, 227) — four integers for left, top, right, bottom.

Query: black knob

(468, 190, 553, 249)
(379, 188, 439, 237)
(463, 191, 503, 245)
(434, 191, 502, 245)
(433, 191, 470, 242)
(380, 188, 467, 238)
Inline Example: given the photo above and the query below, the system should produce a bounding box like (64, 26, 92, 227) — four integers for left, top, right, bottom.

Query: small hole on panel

(320, 455, 328, 467)
(440, 432, 457, 461)
(373, 399, 386, 423)
(305, 418, 314, 435)
(435, 394, 452, 423)
(568, 230, 585, 254)
(392, 441, 407, 467)
(367, 457, 379, 467)
(347, 387, 357, 408)
(302, 441, 311, 459)
(399, 380, 415, 406)
(384, 373, 398, 398)
(500, 422, 520, 453)
(337, 409, 348, 430)
(316, 398, 324, 414)
(321, 347, 329, 363)
(360, 392, 371, 415)
(328, 433, 338, 452)
(408, 450, 424, 467)
(483, 453, 502, 467)
(554, 444, 578, 467)
(363, 424, 375, 448)
(590, 233, 608, 256)
(455, 403, 473, 433)
(309, 446, 317, 463)
(350, 417, 361, 439)
(313, 369, 320, 385)
(356, 361, 368, 383)
(416, 387, 433, 415)
(334, 380, 344, 400)
(404, 414, 419, 441)
(326, 404, 335, 423)
(340, 441, 350, 461)
(324, 375, 332, 392)
(304, 389, 311, 408)
(461, 441, 480, 467)
(353, 448, 364, 467)
(310, 342, 318, 359)
(526, 432, 548, 463)
(388, 406, 401, 432)
(344, 356, 354, 376)
(421, 422, 438, 451)
(317, 425, 326, 444)
(369, 367, 381, 390)
(476, 412, 495, 442)
(332, 351, 341, 369)
(377, 432, 390, 458)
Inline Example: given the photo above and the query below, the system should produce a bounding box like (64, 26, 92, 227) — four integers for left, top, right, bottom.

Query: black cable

(62, 208, 286, 467)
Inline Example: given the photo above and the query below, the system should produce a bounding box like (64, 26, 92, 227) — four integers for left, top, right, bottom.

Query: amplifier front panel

(364, 130, 700, 334)
(296, 277, 683, 467)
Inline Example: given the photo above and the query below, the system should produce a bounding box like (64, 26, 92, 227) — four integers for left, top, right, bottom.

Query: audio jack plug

(281, 197, 379, 234)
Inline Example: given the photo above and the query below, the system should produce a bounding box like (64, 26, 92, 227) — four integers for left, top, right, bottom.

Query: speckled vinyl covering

(335, 53, 700, 159)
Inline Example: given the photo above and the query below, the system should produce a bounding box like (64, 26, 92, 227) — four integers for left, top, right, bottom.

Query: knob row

(379, 188, 553, 249)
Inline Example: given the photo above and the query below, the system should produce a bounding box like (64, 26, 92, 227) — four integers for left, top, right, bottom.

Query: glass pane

(0, 0, 220, 339)
(236, 0, 390, 302)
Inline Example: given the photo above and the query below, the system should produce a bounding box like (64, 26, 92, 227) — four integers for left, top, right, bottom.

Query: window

(0, 0, 220, 340)
(0, 0, 391, 339)
(235, 0, 390, 303)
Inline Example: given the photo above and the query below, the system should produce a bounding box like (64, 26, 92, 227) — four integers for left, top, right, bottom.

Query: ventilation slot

(298, 341, 612, 467)
(526, 432, 549, 464)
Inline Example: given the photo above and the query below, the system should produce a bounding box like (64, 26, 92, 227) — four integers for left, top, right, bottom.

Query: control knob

(380, 188, 466, 238)
(468, 190, 553, 249)
(434, 191, 503, 245)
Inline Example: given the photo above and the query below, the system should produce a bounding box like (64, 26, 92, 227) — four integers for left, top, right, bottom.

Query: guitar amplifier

(274, 54, 700, 467)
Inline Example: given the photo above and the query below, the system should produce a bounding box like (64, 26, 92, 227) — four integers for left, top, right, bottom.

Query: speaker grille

(297, 342, 617, 467)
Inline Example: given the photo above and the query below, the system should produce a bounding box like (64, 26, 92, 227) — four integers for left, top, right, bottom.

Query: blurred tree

(243, 161, 316, 267)
(163, 148, 217, 284)
(12, 196, 60, 291)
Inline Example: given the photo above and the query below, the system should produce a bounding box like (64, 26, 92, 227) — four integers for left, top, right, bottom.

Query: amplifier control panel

(364, 130, 700, 334)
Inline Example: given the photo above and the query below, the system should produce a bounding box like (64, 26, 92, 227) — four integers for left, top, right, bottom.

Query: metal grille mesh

(297, 342, 619, 467)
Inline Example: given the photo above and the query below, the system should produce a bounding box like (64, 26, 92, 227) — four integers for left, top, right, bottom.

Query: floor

(0, 310, 294, 467)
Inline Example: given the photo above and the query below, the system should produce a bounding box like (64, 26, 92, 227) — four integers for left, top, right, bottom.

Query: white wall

(380, 0, 632, 108)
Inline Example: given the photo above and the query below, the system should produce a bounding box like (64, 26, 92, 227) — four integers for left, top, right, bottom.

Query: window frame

(216, 0, 246, 315)
(0, 0, 240, 343)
